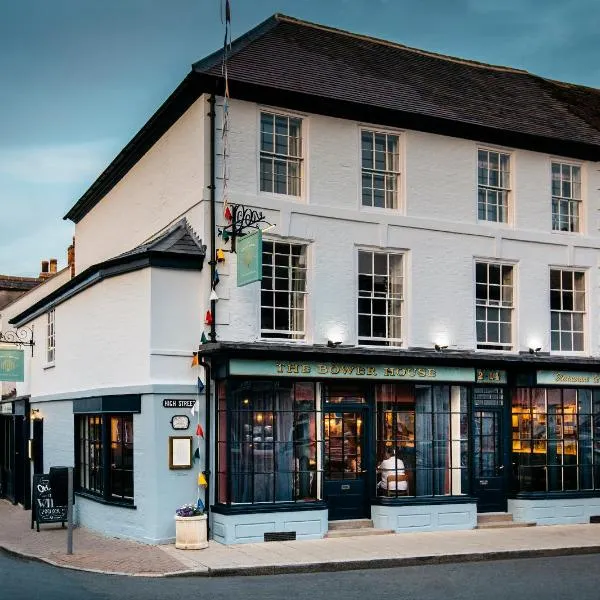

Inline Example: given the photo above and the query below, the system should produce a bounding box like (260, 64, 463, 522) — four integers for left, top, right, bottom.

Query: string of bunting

(203, 0, 232, 339)
(191, 353, 207, 512)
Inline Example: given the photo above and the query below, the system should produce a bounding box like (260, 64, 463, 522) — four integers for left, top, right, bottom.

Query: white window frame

(46, 308, 55, 364)
(475, 261, 514, 351)
(477, 148, 511, 224)
(357, 249, 403, 347)
(550, 268, 586, 353)
(360, 129, 401, 210)
(259, 110, 303, 197)
(551, 161, 582, 233)
(260, 241, 307, 340)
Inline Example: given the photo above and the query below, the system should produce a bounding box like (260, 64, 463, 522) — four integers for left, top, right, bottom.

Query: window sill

(258, 190, 305, 202)
(513, 491, 600, 500)
(43, 362, 55, 370)
(75, 491, 136, 509)
(374, 495, 476, 506)
(211, 501, 327, 515)
(476, 219, 513, 229)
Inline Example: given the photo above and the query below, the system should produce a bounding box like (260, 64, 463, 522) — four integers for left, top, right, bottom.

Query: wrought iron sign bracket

(0, 327, 35, 356)
(218, 204, 273, 252)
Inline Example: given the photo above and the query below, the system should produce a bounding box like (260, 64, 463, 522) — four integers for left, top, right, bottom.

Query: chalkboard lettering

(31, 474, 68, 531)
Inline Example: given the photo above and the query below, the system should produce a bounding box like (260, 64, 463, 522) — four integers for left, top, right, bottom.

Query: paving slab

(2, 499, 600, 577)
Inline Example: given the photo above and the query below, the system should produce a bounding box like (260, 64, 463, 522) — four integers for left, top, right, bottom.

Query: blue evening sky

(1, 0, 599, 276)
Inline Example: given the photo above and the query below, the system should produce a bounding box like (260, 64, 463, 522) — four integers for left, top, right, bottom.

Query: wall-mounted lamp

(327, 340, 342, 348)
(528, 347, 542, 355)
(434, 344, 448, 352)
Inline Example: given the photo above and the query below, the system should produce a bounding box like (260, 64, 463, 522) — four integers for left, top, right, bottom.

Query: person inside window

(377, 446, 408, 493)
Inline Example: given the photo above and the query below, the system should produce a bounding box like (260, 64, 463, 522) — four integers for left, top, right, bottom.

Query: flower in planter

(175, 503, 204, 517)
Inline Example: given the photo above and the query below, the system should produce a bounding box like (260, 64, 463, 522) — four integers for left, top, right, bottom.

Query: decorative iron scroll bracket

(0, 326, 35, 356)
(218, 204, 273, 252)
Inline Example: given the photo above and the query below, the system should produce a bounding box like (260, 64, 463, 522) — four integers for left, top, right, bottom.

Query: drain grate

(264, 531, 296, 542)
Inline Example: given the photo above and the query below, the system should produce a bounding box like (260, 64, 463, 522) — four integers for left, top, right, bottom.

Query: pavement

(2, 499, 600, 577)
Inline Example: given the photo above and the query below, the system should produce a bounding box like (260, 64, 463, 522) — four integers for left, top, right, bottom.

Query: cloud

(0, 139, 116, 184)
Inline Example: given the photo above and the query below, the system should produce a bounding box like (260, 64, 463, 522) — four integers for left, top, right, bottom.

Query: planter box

(175, 514, 208, 550)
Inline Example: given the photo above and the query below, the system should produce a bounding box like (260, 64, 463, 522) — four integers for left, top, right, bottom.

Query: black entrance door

(472, 389, 506, 512)
(324, 408, 369, 520)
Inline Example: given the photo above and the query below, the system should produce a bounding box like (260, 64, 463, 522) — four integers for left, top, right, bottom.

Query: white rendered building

(3, 15, 600, 544)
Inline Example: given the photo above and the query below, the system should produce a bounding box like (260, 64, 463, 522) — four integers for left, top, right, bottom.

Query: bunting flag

(221, 230, 230, 243)
(204, 310, 213, 325)
(216, 248, 225, 262)
(213, 269, 220, 287)
(198, 472, 208, 487)
(200, 332, 209, 344)
(191, 352, 199, 367)
(196, 424, 205, 438)
(224, 205, 232, 221)
(197, 377, 205, 394)
(190, 399, 198, 415)
(193, 447, 200, 460)
(209, 289, 219, 302)
(197, 498, 205, 512)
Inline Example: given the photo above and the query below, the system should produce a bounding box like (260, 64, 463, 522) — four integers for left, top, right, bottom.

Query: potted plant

(174, 503, 208, 550)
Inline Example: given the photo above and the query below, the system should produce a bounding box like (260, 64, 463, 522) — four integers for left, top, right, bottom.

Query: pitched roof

(9, 219, 206, 327)
(64, 14, 600, 224)
(194, 15, 600, 149)
(115, 218, 206, 259)
(0, 275, 41, 292)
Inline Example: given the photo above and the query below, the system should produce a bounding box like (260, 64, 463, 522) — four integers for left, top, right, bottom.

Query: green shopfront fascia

(212, 358, 600, 537)
(213, 359, 516, 524)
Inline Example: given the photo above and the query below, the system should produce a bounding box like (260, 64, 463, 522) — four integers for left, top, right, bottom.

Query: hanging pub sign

(31, 473, 68, 532)
(237, 229, 262, 287)
(0, 349, 24, 382)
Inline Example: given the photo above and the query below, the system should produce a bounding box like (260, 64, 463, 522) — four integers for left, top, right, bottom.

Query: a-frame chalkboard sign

(31, 473, 67, 532)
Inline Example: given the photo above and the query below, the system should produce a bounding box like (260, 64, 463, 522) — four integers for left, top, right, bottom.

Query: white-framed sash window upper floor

(261, 241, 307, 340)
(478, 149, 511, 224)
(550, 269, 585, 352)
(46, 308, 55, 364)
(475, 262, 514, 350)
(361, 130, 400, 209)
(259, 112, 302, 196)
(358, 250, 403, 346)
(552, 162, 582, 233)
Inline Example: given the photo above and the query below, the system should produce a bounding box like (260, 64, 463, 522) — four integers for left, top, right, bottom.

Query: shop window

(217, 380, 320, 505)
(75, 414, 134, 504)
(358, 250, 403, 346)
(375, 384, 468, 498)
(261, 242, 307, 340)
(512, 388, 600, 492)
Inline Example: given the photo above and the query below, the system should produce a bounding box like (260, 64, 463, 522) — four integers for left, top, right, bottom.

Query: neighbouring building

(3, 14, 600, 544)
(0, 259, 62, 505)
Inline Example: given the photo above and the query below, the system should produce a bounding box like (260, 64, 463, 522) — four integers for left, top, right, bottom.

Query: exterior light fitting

(327, 340, 342, 348)
(434, 344, 448, 352)
(529, 347, 542, 354)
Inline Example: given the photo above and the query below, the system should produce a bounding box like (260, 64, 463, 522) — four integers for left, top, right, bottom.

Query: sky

(1, 0, 599, 277)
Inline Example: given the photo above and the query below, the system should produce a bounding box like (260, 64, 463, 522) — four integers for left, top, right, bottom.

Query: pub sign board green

(0, 349, 24, 382)
(229, 359, 474, 382)
(237, 229, 262, 287)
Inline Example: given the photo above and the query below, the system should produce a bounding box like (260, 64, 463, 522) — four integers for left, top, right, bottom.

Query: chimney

(49, 258, 58, 274)
(39, 260, 50, 279)
(67, 237, 75, 279)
